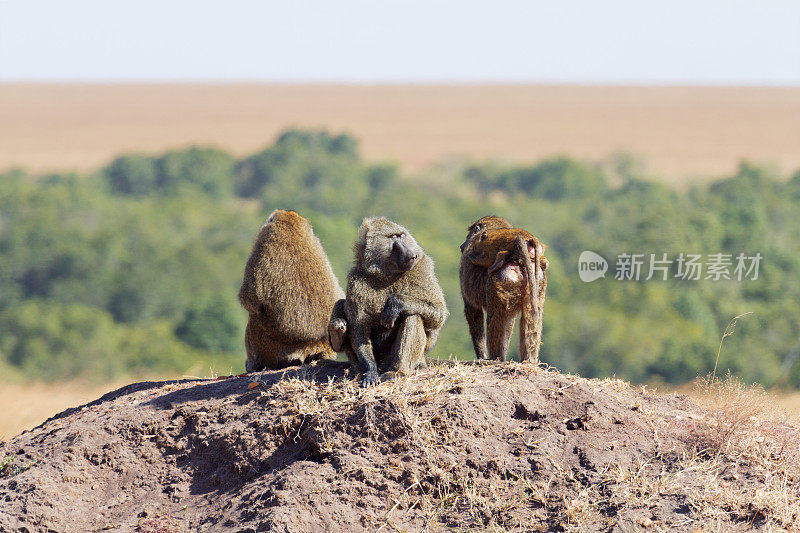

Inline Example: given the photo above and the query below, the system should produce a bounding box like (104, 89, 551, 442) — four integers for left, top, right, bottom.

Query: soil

(0, 363, 796, 532)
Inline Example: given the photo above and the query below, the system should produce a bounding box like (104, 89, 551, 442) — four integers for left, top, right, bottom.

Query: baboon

(239, 209, 344, 372)
(459, 216, 548, 363)
(328, 217, 448, 387)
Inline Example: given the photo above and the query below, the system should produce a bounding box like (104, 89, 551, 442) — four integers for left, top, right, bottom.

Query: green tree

(175, 295, 241, 353)
(158, 146, 235, 197)
(105, 154, 159, 196)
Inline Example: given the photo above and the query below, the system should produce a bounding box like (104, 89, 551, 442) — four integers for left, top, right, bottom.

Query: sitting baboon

(239, 209, 343, 372)
(459, 215, 548, 364)
(328, 217, 448, 387)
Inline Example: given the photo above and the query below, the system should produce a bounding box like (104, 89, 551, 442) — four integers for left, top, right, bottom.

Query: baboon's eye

(391, 233, 405, 239)
(475, 224, 482, 231)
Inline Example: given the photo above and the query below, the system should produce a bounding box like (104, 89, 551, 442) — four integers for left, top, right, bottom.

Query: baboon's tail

(516, 235, 539, 363)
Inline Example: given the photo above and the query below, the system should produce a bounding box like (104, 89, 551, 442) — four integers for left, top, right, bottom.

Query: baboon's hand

(380, 294, 404, 330)
(360, 369, 379, 388)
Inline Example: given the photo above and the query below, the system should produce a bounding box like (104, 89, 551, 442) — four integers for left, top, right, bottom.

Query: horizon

(3, 81, 800, 88)
(2, 84, 799, 181)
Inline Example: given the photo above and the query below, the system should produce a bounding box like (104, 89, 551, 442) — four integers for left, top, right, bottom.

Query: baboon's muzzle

(391, 240, 418, 272)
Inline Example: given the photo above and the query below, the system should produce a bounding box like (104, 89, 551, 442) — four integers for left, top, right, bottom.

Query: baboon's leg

(464, 299, 489, 360)
(247, 316, 336, 372)
(244, 317, 267, 372)
(486, 307, 515, 362)
(381, 315, 427, 375)
(288, 338, 338, 365)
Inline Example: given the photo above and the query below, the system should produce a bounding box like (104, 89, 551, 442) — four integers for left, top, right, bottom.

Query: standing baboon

(459, 215, 513, 360)
(469, 227, 548, 360)
(329, 217, 448, 387)
(239, 209, 343, 372)
(459, 216, 548, 363)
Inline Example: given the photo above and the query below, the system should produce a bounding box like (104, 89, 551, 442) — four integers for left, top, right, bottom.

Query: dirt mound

(1, 363, 798, 532)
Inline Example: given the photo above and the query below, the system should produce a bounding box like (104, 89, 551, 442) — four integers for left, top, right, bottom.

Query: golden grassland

(0, 381, 125, 441)
(1, 84, 799, 184)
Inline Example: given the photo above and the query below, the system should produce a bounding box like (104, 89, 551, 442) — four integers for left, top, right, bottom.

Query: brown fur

(239, 209, 343, 371)
(459, 216, 548, 364)
(328, 217, 448, 387)
(467, 227, 548, 276)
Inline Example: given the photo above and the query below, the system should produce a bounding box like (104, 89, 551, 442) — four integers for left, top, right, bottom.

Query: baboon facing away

(329, 217, 448, 387)
(459, 215, 548, 364)
(239, 209, 343, 372)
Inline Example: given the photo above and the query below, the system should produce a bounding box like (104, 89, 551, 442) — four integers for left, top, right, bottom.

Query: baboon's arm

(380, 292, 448, 333)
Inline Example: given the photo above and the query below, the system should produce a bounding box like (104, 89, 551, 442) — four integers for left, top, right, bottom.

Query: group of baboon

(238, 210, 548, 387)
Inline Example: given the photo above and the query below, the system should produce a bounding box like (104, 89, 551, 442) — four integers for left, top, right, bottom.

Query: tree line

(1, 129, 799, 387)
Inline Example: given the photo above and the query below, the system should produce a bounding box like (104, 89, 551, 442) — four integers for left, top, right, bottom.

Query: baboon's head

(264, 209, 310, 236)
(460, 215, 512, 252)
(356, 217, 423, 279)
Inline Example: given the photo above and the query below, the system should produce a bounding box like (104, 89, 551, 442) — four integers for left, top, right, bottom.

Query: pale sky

(1, 0, 798, 84)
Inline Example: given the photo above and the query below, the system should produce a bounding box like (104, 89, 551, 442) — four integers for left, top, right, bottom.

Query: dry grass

(2, 84, 799, 183)
(546, 373, 800, 531)
(682, 374, 800, 528)
(250, 361, 480, 453)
